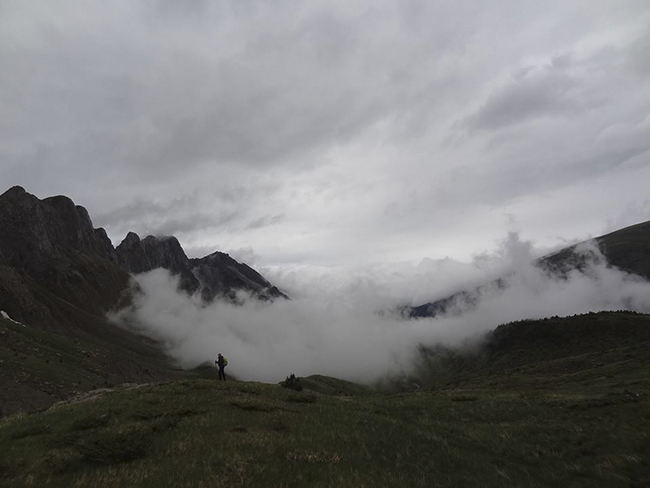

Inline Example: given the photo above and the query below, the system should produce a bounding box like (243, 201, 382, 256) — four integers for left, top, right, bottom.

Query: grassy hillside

(2, 312, 649, 487)
(1, 377, 648, 487)
(0, 317, 177, 417)
(413, 311, 650, 390)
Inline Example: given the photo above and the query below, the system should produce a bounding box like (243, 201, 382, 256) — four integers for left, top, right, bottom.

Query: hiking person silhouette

(215, 353, 227, 381)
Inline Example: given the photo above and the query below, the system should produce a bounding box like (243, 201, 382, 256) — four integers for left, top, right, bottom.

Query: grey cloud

(2, 1, 650, 271)
(0, 0, 497, 185)
(112, 235, 650, 383)
(94, 197, 240, 243)
(462, 59, 586, 132)
(246, 214, 285, 230)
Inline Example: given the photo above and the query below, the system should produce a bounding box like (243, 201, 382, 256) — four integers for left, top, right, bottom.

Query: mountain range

(0, 186, 286, 329)
(1, 185, 649, 418)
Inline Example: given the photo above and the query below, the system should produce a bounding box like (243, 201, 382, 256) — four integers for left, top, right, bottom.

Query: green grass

(1, 371, 649, 488)
(2, 311, 650, 487)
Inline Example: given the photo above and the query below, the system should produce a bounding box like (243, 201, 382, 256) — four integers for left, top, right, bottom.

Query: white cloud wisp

(110, 235, 650, 383)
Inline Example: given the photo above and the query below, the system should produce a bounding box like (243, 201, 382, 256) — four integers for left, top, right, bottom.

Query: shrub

(281, 374, 303, 391)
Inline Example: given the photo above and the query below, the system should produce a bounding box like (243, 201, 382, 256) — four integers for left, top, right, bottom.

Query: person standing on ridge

(215, 353, 227, 381)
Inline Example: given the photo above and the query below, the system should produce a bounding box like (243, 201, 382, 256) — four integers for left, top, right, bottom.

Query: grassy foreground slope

(2, 369, 649, 485)
(2, 311, 649, 487)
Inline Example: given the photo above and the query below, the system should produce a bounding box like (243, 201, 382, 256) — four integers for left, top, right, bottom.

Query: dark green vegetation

(412, 311, 650, 390)
(0, 316, 176, 417)
(2, 311, 649, 488)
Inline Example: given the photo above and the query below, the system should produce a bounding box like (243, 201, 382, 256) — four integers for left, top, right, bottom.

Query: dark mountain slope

(191, 251, 287, 302)
(414, 311, 650, 388)
(0, 186, 130, 329)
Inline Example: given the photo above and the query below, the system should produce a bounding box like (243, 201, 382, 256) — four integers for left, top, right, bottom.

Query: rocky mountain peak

(116, 233, 190, 274)
(1, 185, 27, 198)
(0, 187, 116, 266)
(0, 186, 287, 328)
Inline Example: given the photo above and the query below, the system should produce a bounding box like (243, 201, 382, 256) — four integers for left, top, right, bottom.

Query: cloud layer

(111, 236, 650, 383)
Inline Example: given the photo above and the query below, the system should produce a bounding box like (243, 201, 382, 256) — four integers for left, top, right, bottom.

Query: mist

(110, 234, 650, 383)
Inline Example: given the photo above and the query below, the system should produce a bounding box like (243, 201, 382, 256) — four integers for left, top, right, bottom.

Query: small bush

(281, 374, 303, 391)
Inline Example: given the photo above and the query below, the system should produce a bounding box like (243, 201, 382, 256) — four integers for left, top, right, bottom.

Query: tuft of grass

(228, 399, 277, 412)
(285, 393, 317, 404)
(1, 351, 649, 487)
(74, 424, 153, 465)
(36, 448, 82, 475)
(46, 431, 80, 448)
(450, 395, 479, 402)
(70, 412, 112, 431)
(9, 423, 50, 440)
(269, 419, 291, 432)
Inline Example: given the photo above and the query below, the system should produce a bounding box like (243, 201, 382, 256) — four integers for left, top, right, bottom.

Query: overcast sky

(2, 1, 650, 275)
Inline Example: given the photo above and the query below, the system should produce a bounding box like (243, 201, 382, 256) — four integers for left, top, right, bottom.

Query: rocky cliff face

(0, 186, 287, 329)
(116, 232, 189, 274)
(191, 251, 287, 302)
(114, 233, 288, 301)
(0, 187, 117, 264)
(0, 186, 129, 327)
(115, 232, 201, 294)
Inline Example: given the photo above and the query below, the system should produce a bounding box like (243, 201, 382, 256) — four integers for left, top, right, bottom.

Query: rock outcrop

(0, 186, 117, 266)
(114, 232, 288, 301)
(0, 186, 287, 330)
(191, 251, 287, 302)
(0, 186, 129, 328)
(116, 232, 201, 294)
